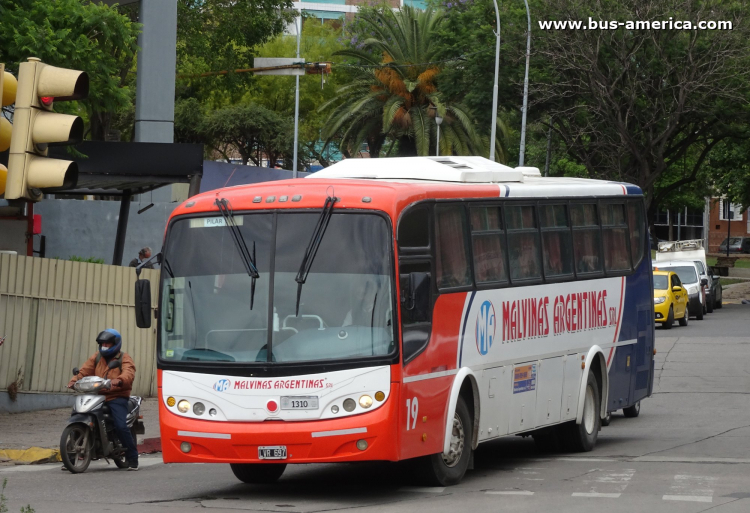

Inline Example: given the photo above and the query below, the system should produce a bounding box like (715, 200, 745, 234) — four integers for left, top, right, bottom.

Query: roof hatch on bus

(308, 156, 533, 183)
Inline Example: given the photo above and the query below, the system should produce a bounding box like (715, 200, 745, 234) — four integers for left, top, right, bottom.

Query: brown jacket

(69, 352, 136, 401)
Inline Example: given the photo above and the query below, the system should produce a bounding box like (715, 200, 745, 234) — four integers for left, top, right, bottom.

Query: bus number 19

(406, 397, 419, 430)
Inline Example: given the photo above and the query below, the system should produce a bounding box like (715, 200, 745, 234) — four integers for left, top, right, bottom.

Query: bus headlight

(177, 400, 190, 413)
(359, 395, 373, 408)
(343, 398, 356, 412)
(654, 297, 666, 304)
(193, 402, 206, 415)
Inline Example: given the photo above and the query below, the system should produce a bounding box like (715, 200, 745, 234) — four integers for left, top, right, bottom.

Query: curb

(138, 437, 161, 454)
(0, 438, 161, 465)
(0, 447, 61, 465)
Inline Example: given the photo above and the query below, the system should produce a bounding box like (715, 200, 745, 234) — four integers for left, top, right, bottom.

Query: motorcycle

(60, 367, 145, 473)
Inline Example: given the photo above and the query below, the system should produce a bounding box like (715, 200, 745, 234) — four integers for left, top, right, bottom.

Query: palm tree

(320, 6, 496, 159)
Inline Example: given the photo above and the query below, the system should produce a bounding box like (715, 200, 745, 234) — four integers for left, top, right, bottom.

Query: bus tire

(623, 401, 640, 418)
(420, 395, 472, 486)
(563, 372, 600, 452)
(230, 463, 287, 484)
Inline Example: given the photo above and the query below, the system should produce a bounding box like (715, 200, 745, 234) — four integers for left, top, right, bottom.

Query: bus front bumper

(158, 383, 400, 464)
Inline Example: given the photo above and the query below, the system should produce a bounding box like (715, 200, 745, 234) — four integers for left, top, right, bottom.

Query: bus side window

(571, 203, 603, 275)
(470, 206, 508, 285)
(539, 203, 574, 279)
(506, 205, 542, 282)
(601, 202, 631, 272)
(627, 201, 645, 268)
(435, 205, 472, 289)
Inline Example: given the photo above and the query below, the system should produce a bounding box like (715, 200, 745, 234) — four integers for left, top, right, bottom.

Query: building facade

(294, 0, 426, 23)
(706, 198, 750, 253)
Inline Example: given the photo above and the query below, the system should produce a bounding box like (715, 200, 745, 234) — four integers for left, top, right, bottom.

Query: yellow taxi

(653, 270, 688, 329)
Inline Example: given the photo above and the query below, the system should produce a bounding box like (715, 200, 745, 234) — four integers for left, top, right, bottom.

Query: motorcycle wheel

(60, 423, 93, 473)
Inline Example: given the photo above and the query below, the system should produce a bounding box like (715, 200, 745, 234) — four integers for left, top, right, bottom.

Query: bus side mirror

(407, 272, 431, 322)
(135, 279, 152, 329)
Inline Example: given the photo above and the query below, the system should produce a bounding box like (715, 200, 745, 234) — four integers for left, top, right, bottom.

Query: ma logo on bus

(475, 300, 496, 355)
(214, 379, 231, 392)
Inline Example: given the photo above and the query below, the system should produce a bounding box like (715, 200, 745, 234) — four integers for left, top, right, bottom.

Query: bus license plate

(258, 446, 287, 460)
(281, 396, 319, 410)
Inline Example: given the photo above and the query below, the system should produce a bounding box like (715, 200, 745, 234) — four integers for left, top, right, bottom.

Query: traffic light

(6, 57, 88, 201)
(0, 64, 17, 196)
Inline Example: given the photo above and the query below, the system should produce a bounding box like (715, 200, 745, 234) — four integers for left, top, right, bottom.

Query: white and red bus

(136, 156, 654, 485)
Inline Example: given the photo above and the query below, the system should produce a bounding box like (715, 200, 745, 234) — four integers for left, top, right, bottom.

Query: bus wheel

(421, 396, 472, 486)
(230, 463, 287, 484)
(563, 372, 600, 452)
(623, 401, 640, 418)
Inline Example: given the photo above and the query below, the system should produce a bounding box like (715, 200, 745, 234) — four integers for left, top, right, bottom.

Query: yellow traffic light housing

(0, 65, 17, 153)
(6, 57, 89, 201)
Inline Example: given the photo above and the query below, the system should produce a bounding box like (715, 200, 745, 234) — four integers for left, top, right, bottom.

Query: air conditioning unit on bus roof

(308, 157, 541, 183)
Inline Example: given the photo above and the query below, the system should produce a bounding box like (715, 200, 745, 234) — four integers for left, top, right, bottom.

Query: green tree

(530, 0, 750, 219)
(0, 0, 140, 140)
(321, 5, 486, 158)
(176, 0, 295, 103)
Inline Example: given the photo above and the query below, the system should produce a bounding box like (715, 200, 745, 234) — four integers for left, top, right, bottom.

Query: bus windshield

(159, 212, 395, 365)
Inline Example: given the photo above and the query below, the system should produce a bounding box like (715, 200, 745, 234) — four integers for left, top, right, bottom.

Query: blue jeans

(108, 397, 138, 463)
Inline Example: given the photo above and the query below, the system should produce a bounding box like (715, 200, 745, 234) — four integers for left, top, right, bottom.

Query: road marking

(663, 495, 713, 503)
(557, 458, 616, 462)
(662, 474, 716, 503)
(400, 486, 446, 493)
(486, 491, 534, 496)
(634, 456, 750, 464)
(572, 468, 635, 498)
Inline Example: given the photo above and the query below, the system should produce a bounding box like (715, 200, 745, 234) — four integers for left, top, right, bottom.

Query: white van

(655, 240, 722, 311)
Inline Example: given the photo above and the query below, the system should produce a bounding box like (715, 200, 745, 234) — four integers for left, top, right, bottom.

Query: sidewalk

(0, 397, 160, 465)
(723, 280, 750, 302)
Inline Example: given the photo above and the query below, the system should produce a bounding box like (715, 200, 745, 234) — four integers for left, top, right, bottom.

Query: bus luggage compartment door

(534, 357, 564, 427)
(477, 366, 512, 441)
(510, 362, 538, 433)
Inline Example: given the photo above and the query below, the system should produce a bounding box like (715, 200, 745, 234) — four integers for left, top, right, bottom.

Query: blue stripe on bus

(504, 186, 510, 197)
(458, 291, 477, 368)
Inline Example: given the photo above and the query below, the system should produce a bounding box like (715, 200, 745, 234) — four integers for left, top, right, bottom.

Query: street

(2, 302, 749, 513)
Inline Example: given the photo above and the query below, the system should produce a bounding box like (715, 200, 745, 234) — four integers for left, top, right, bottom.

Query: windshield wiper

(294, 195, 338, 316)
(215, 198, 260, 309)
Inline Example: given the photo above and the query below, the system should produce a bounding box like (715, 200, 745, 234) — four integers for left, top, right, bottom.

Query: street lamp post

(436, 114, 443, 156)
(518, 0, 531, 166)
(488, 0, 501, 162)
(292, 15, 301, 178)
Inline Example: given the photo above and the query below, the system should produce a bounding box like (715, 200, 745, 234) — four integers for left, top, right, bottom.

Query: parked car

(718, 237, 750, 254)
(653, 260, 707, 319)
(653, 270, 689, 329)
(655, 240, 722, 311)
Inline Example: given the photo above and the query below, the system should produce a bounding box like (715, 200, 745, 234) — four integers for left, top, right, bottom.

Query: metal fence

(0, 254, 159, 398)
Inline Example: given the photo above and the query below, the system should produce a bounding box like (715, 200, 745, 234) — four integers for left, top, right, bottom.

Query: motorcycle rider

(67, 329, 139, 470)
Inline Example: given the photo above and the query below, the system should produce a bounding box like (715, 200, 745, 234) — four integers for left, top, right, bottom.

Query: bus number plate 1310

(281, 396, 319, 410)
(258, 446, 287, 460)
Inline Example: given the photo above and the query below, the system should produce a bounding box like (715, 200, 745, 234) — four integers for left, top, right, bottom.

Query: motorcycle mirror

(72, 367, 79, 376)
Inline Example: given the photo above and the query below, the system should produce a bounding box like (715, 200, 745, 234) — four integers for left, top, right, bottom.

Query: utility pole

(489, 0, 501, 162)
(518, 0, 531, 166)
(293, 15, 301, 178)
